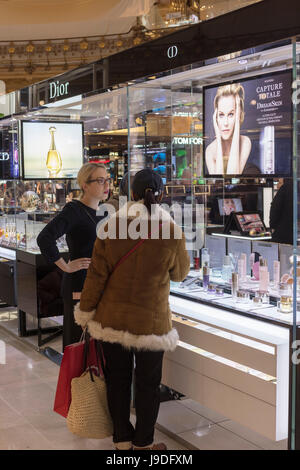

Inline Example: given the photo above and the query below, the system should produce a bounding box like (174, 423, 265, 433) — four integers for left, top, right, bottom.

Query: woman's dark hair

(119, 171, 135, 197)
(131, 169, 164, 214)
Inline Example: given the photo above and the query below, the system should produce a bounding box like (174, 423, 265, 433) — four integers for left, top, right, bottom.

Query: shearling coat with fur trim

(74, 201, 190, 351)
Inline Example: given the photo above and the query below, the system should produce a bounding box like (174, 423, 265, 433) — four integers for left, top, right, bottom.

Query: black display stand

(16, 249, 68, 348)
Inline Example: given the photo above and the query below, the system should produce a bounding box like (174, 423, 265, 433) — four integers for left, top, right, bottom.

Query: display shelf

(212, 232, 272, 241)
(164, 294, 289, 441)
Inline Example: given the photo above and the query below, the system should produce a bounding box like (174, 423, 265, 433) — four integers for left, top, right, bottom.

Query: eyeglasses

(87, 177, 111, 186)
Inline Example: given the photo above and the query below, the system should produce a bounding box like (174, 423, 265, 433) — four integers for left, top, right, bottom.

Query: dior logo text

(167, 46, 178, 59)
(49, 80, 70, 100)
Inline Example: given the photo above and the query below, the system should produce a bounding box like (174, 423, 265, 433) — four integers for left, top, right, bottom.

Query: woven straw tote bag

(67, 368, 113, 439)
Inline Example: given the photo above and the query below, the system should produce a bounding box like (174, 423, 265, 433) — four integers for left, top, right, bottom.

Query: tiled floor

(0, 309, 288, 450)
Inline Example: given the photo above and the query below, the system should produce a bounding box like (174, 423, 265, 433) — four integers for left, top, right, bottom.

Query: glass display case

(0, 178, 73, 252)
(0, 15, 299, 446)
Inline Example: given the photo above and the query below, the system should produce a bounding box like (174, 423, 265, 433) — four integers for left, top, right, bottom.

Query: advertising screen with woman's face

(203, 70, 292, 177)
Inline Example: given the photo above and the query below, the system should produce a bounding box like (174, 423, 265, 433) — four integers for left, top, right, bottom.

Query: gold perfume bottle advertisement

(46, 127, 62, 177)
(22, 121, 83, 179)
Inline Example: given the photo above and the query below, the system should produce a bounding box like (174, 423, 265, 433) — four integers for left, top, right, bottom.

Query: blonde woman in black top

(37, 162, 110, 349)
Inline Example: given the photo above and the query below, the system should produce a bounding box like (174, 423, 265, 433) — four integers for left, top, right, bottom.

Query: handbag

(66, 337, 113, 439)
(53, 333, 102, 418)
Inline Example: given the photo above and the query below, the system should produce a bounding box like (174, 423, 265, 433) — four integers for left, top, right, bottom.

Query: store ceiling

(0, 0, 155, 40)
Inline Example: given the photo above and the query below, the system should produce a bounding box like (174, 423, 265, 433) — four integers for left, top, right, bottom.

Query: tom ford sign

(173, 137, 202, 145)
(49, 80, 70, 99)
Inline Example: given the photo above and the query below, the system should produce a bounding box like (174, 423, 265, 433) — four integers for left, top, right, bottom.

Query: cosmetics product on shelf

(238, 259, 243, 282)
(232, 272, 239, 298)
(194, 250, 200, 271)
(207, 284, 216, 294)
(259, 260, 269, 292)
(253, 296, 263, 305)
(215, 287, 224, 296)
(250, 253, 255, 278)
(240, 253, 247, 281)
(273, 260, 280, 285)
(222, 255, 232, 283)
(252, 260, 260, 280)
(256, 291, 270, 304)
(277, 296, 292, 313)
(203, 262, 210, 291)
(201, 247, 210, 268)
(236, 290, 250, 303)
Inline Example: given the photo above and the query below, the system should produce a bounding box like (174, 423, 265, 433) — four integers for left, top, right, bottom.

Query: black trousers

(62, 296, 82, 350)
(101, 341, 164, 447)
(62, 275, 82, 350)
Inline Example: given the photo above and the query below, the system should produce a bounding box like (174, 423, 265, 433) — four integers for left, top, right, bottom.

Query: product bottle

(194, 250, 200, 271)
(222, 255, 232, 283)
(250, 253, 255, 278)
(240, 253, 247, 281)
(201, 248, 210, 268)
(46, 126, 62, 177)
(232, 272, 239, 298)
(273, 260, 280, 286)
(259, 260, 269, 292)
(203, 262, 210, 290)
(238, 259, 243, 281)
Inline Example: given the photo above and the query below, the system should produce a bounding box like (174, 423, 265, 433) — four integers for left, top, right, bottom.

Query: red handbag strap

(113, 238, 146, 272)
(112, 222, 162, 273)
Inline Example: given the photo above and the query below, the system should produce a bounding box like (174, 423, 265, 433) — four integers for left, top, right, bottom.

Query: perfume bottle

(201, 248, 210, 268)
(203, 262, 210, 291)
(46, 127, 62, 177)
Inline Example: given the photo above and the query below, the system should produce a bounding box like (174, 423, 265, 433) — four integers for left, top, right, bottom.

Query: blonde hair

(77, 162, 107, 195)
(214, 83, 245, 123)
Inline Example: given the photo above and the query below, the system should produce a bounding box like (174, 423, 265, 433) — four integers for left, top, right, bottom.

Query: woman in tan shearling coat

(74, 169, 190, 451)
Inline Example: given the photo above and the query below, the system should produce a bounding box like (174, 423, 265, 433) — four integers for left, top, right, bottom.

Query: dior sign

(167, 46, 178, 59)
(49, 80, 70, 99)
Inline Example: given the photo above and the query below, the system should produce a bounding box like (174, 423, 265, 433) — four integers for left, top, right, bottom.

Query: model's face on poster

(223, 198, 236, 215)
(217, 95, 236, 140)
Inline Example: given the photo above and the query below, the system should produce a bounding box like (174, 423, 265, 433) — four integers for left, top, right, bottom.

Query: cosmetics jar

(252, 296, 262, 305)
(236, 290, 250, 303)
(207, 284, 216, 294)
(277, 296, 292, 314)
(215, 287, 224, 296)
(256, 290, 270, 304)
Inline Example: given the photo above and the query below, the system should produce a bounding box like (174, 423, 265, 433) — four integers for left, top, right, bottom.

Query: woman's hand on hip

(66, 258, 91, 273)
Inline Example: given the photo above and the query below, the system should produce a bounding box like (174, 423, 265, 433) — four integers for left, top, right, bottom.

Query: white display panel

(205, 234, 226, 270)
(228, 237, 252, 275)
